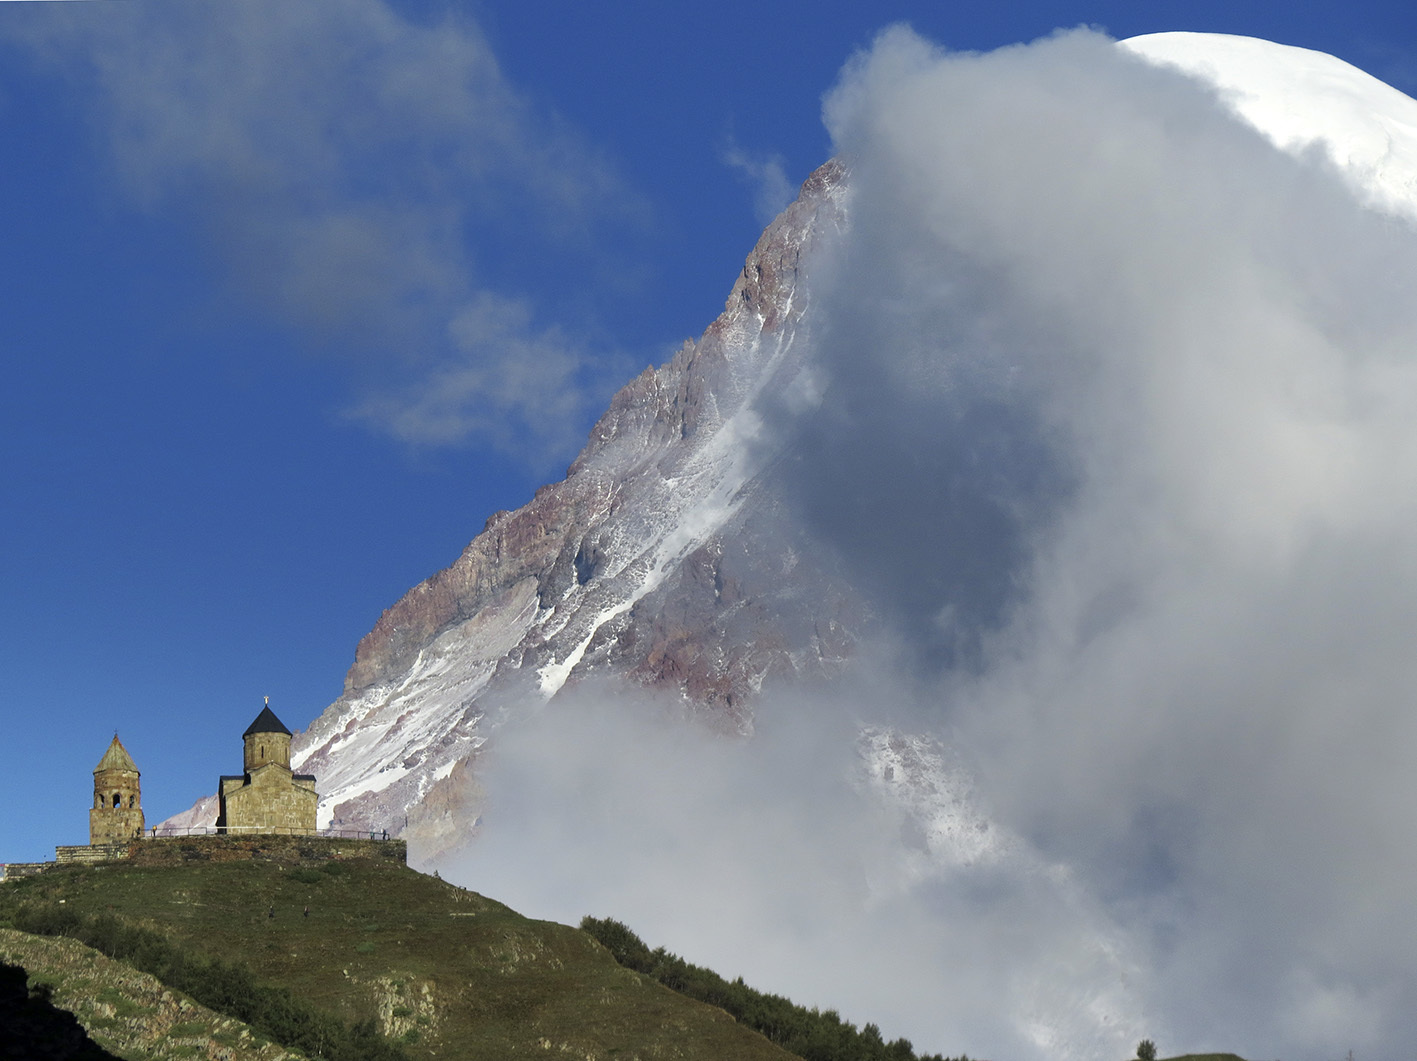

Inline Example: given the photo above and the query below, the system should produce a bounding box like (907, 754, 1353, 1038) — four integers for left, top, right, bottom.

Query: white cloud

(348, 291, 593, 460)
(5, 0, 637, 456)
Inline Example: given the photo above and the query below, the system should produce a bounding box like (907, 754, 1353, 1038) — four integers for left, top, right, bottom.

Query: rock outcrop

(231, 160, 870, 857)
(0, 929, 294, 1061)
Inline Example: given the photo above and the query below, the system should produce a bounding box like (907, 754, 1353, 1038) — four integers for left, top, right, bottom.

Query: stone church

(215, 700, 319, 835)
(6, 707, 324, 882)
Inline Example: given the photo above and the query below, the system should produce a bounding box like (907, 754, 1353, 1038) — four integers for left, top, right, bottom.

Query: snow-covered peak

(1122, 31, 1417, 219)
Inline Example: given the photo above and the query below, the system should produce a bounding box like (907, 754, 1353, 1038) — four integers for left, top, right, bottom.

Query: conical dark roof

(243, 705, 292, 737)
(94, 735, 139, 774)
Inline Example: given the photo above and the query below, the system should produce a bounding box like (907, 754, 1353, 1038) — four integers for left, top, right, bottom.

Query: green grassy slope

(0, 837, 797, 1061)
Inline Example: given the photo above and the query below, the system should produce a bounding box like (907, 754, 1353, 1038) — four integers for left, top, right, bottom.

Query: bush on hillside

(581, 915, 967, 1061)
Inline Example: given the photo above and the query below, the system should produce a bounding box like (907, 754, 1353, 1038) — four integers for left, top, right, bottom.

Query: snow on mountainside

(286, 159, 865, 854)
(163, 33, 1417, 872)
(1121, 32, 1417, 219)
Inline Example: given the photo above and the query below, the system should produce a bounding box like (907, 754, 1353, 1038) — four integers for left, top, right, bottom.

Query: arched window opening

(112, 793, 121, 808)
(129, 795, 136, 808)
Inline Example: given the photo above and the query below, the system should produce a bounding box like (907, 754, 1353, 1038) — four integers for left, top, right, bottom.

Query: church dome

(242, 705, 293, 738)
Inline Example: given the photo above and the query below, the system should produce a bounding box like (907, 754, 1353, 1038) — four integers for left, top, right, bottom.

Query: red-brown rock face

(171, 160, 865, 859)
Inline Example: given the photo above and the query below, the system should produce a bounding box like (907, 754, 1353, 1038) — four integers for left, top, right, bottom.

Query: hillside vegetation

(581, 915, 965, 1061)
(0, 837, 798, 1060)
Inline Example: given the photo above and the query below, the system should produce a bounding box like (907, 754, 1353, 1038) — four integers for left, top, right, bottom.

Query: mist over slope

(164, 27, 1417, 1061)
(748, 27, 1417, 1059)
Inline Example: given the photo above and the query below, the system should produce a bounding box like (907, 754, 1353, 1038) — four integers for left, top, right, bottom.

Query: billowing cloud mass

(6, 0, 636, 458)
(455, 26, 1417, 1061)
(798, 25, 1417, 1058)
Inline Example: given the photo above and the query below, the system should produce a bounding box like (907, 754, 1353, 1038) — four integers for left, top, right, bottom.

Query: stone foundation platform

(3, 833, 406, 882)
(126, 834, 407, 866)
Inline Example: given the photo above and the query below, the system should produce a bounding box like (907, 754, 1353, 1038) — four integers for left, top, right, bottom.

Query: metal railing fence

(146, 826, 394, 841)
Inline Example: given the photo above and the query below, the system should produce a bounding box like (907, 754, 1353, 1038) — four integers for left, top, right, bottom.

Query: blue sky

(2, 0, 1413, 867)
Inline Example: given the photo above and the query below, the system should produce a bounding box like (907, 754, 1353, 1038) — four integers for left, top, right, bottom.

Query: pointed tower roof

(243, 704, 292, 737)
(94, 735, 139, 774)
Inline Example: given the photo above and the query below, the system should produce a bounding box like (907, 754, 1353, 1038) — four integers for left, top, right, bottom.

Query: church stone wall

(244, 730, 291, 772)
(89, 805, 144, 846)
(220, 764, 318, 834)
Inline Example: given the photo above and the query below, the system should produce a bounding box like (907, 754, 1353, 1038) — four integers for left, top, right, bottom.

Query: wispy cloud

(721, 136, 796, 226)
(347, 291, 593, 460)
(5, 0, 638, 457)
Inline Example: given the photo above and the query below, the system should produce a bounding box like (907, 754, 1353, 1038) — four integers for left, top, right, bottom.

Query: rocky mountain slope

(282, 159, 871, 856)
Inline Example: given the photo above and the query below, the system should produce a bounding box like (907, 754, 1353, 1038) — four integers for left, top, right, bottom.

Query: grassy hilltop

(0, 837, 1249, 1061)
(0, 836, 796, 1060)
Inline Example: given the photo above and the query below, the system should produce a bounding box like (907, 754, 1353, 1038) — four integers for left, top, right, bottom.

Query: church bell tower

(90, 734, 144, 846)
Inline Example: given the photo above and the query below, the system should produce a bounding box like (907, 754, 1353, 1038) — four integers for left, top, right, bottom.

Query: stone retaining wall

(55, 845, 131, 866)
(3, 834, 406, 881)
(123, 834, 407, 866)
(0, 863, 51, 882)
